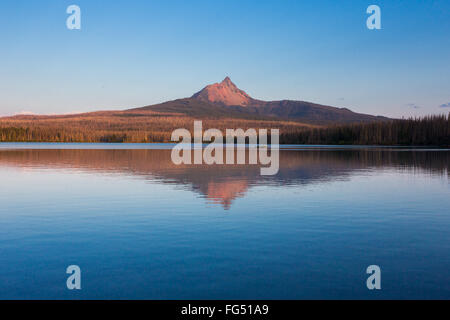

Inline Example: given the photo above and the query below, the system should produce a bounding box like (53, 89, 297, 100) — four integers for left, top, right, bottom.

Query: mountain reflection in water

(0, 147, 448, 209)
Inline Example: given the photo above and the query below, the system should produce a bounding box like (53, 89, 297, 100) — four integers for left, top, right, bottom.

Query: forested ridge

(280, 114, 450, 146)
(0, 113, 449, 146)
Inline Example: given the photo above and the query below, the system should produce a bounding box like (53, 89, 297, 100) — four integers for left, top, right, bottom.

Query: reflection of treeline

(277, 149, 450, 177)
(1, 148, 448, 180)
(280, 114, 450, 146)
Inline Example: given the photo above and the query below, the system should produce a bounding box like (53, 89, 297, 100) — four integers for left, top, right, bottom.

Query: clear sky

(0, 0, 449, 118)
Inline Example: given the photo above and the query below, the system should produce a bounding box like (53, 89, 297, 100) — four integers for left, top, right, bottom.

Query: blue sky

(0, 0, 449, 118)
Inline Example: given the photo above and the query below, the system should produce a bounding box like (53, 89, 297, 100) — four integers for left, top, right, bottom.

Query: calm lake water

(0, 143, 449, 299)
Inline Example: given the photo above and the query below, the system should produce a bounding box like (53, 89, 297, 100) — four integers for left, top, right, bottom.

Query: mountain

(0, 77, 390, 144)
(191, 76, 257, 106)
(130, 77, 387, 124)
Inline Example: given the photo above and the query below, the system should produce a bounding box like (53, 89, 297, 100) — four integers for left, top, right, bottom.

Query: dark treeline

(0, 115, 304, 143)
(1, 114, 449, 146)
(280, 114, 450, 146)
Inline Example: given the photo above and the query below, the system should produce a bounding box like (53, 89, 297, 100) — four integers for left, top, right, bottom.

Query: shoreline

(0, 142, 449, 150)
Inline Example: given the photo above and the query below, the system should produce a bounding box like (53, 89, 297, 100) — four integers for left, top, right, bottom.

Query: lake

(0, 143, 449, 299)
